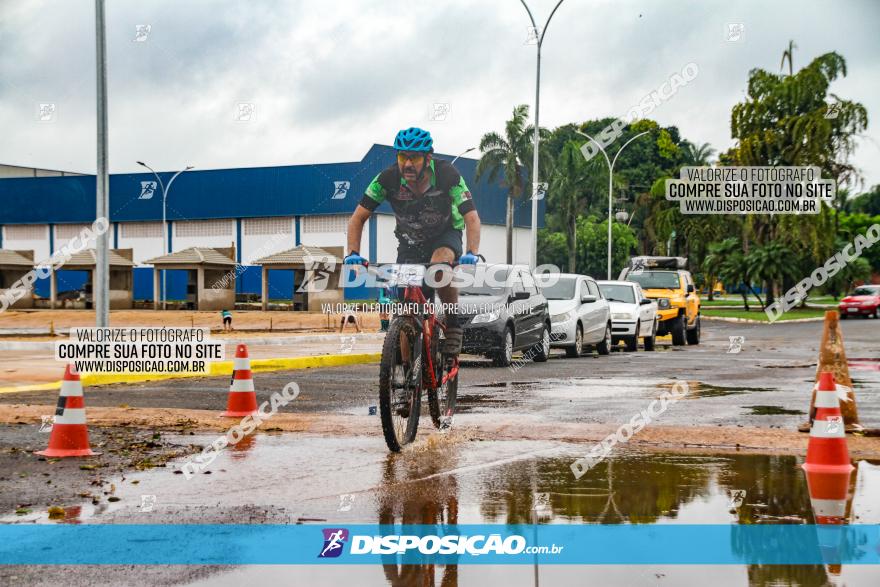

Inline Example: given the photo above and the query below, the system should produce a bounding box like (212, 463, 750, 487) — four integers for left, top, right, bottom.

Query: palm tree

(476, 105, 543, 264)
(682, 141, 716, 166)
(548, 141, 588, 272)
(746, 242, 798, 307)
(703, 238, 739, 302)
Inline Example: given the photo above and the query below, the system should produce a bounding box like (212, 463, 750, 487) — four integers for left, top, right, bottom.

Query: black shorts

(396, 227, 463, 264)
(223, 317, 231, 325)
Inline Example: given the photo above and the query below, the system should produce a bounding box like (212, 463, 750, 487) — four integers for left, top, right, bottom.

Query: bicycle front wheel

(379, 317, 422, 452)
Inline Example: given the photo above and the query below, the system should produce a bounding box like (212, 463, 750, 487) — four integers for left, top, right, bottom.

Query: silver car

(541, 274, 612, 357)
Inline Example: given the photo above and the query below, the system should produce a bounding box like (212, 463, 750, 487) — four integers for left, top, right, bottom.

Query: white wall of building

(2, 224, 50, 261)
(298, 214, 355, 258)
(172, 219, 236, 256)
(53, 223, 97, 256)
(474, 224, 530, 265)
(241, 217, 295, 264)
(116, 222, 164, 265)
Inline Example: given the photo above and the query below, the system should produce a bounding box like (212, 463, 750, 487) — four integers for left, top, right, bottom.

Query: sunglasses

(397, 152, 425, 166)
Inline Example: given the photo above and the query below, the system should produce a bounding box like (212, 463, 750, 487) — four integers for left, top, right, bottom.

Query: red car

(838, 285, 880, 319)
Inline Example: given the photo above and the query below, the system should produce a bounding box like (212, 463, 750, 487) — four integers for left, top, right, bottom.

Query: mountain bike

(367, 264, 459, 452)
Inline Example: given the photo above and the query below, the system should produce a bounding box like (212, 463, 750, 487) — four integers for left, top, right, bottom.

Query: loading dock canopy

(143, 247, 236, 311)
(252, 245, 342, 311)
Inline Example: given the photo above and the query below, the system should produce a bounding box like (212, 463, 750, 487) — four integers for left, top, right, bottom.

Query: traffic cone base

(36, 365, 99, 458)
(221, 344, 258, 418)
(802, 372, 851, 474)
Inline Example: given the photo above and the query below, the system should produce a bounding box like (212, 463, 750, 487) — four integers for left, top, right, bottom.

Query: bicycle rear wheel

(427, 327, 458, 430)
(379, 316, 422, 452)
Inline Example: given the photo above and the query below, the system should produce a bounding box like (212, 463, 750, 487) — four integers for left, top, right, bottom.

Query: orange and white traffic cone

(802, 371, 854, 474)
(221, 344, 258, 417)
(36, 365, 98, 458)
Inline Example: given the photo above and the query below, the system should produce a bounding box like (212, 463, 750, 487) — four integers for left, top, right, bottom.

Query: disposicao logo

(318, 528, 349, 558)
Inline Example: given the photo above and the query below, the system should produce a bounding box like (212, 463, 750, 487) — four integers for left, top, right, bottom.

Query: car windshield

(459, 266, 510, 296)
(626, 270, 680, 289)
(851, 286, 879, 296)
(540, 277, 577, 300)
(599, 284, 636, 304)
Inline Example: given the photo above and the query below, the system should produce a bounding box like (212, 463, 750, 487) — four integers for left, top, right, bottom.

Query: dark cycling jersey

(359, 159, 476, 246)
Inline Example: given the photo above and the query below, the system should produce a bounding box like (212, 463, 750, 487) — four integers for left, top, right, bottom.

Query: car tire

(671, 314, 687, 346)
(533, 324, 550, 362)
(625, 321, 639, 352)
(597, 323, 612, 355)
(686, 315, 701, 345)
(840, 312, 848, 320)
(492, 326, 514, 367)
(565, 324, 583, 358)
(643, 318, 657, 351)
(875, 307, 880, 319)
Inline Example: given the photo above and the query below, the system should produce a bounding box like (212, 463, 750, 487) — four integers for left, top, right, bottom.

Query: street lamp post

(576, 130, 649, 279)
(450, 147, 476, 165)
(136, 162, 193, 309)
(519, 0, 566, 270)
(95, 0, 109, 327)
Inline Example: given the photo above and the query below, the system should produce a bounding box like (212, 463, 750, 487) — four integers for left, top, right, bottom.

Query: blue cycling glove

(343, 252, 368, 266)
(459, 251, 483, 265)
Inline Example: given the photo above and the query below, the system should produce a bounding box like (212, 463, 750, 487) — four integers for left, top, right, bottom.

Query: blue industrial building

(0, 145, 543, 303)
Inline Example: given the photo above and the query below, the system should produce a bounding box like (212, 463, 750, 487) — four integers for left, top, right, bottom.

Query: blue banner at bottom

(1, 524, 879, 565)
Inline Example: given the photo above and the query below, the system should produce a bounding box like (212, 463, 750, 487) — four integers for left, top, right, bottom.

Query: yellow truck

(619, 256, 701, 346)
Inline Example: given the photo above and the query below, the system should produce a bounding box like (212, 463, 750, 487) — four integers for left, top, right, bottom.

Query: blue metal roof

(0, 144, 543, 228)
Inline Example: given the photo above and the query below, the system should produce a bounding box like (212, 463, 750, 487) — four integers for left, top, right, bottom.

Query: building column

(196, 267, 205, 311)
(261, 266, 269, 311)
(153, 268, 161, 310)
(50, 269, 57, 310)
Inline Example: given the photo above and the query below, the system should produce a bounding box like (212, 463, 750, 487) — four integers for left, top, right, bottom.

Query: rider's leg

(430, 246, 462, 355)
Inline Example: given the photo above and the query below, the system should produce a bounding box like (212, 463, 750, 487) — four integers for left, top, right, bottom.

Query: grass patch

(702, 307, 827, 322)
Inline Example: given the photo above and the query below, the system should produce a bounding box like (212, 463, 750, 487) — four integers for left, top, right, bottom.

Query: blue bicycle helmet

(394, 127, 433, 152)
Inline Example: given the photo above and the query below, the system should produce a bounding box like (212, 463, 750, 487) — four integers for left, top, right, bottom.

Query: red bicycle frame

(400, 283, 459, 390)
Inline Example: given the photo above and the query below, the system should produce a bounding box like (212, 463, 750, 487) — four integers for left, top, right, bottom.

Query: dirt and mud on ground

(0, 318, 878, 585)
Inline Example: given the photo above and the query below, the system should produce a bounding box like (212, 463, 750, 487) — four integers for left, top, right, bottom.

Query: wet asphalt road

(2, 318, 880, 586)
(3, 318, 878, 431)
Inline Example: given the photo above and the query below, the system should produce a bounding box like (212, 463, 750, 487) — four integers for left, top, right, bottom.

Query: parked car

(459, 264, 551, 367)
(598, 280, 658, 351)
(838, 285, 880, 319)
(620, 256, 701, 346)
(542, 273, 612, 357)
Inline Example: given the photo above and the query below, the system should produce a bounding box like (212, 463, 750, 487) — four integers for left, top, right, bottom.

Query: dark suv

(458, 264, 551, 367)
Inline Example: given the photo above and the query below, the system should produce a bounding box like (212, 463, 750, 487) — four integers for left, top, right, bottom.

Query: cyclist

(344, 127, 482, 356)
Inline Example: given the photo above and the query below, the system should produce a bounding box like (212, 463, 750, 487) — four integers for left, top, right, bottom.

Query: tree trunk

(505, 193, 514, 264)
(567, 213, 576, 273)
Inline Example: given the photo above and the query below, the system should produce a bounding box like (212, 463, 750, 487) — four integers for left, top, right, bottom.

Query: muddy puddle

(7, 434, 880, 585)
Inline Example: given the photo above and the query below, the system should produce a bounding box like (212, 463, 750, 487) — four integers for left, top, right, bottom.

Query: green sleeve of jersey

(364, 174, 386, 205)
(450, 176, 475, 215)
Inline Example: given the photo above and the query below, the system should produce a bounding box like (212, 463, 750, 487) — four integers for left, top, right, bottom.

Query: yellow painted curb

(0, 352, 381, 395)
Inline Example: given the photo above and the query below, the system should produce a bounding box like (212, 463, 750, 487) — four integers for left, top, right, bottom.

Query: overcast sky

(1, 0, 878, 191)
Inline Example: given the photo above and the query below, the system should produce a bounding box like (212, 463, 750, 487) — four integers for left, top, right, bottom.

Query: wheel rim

(575, 328, 583, 353)
(504, 330, 513, 362)
(542, 328, 550, 354)
(605, 325, 611, 349)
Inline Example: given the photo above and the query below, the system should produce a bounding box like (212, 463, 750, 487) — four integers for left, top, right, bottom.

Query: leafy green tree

(703, 238, 740, 301)
(849, 185, 880, 216)
(476, 104, 547, 263)
(573, 215, 638, 278)
(723, 46, 868, 299)
(824, 257, 871, 299)
(746, 242, 799, 307)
